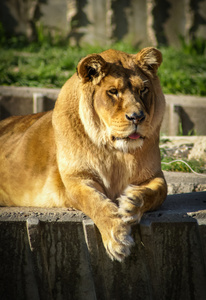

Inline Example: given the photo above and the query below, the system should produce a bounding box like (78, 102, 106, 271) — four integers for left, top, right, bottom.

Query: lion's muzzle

(125, 111, 145, 125)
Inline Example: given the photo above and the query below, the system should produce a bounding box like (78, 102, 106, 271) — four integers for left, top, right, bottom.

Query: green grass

(161, 156, 206, 174)
(159, 47, 206, 96)
(0, 39, 206, 95)
(160, 146, 206, 174)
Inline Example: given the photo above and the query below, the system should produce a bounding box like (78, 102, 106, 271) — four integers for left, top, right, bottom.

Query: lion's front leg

(64, 178, 134, 262)
(118, 174, 167, 224)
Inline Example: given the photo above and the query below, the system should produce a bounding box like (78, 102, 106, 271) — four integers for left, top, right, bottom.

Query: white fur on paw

(107, 238, 133, 262)
(118, 194, 143, 224)
(106, 228, 134, 262)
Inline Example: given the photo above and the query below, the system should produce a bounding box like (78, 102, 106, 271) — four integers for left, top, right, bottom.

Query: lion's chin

(112, 135, 144, 152)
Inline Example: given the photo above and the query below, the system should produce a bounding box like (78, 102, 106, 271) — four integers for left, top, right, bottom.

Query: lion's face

(93, 72, 151, 151)
(77, 48, 165, 152)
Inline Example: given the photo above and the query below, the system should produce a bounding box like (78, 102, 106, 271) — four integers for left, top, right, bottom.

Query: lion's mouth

(113, 132, 145, 141)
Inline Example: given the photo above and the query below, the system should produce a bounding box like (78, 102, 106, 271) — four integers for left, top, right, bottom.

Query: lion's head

(76, 47, 165, 152)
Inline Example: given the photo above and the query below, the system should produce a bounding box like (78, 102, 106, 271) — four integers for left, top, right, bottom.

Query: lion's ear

(77, 54, 108, 84)
(136, 47, 162, 75)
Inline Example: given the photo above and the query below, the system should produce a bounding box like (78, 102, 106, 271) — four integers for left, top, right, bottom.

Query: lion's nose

(125, 111, 145, 124)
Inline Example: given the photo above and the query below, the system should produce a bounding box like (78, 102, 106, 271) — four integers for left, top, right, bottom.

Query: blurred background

(0, 0, 206, 48)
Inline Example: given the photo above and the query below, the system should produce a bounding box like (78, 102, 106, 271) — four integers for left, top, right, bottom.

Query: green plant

(161, 155, 206, 174)
(177, 120, 197, 136)
(179, 36, 206, 56)
(35, 23, 68, 46)
(159, 47, 206, 96)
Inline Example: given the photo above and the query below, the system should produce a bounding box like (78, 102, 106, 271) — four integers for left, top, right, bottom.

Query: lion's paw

(118, 185, 144, 224)
(102, 222, 134, 262)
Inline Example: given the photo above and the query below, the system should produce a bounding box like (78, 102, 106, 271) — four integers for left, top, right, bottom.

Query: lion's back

(0, 110, 54, 170)
(0, 112, 48, 136)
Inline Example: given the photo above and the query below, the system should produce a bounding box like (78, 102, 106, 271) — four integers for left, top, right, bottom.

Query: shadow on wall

(175, 106, 195, 135)
(189, 0, 206, 39)
(152, 0, 171, 46)
(111, 0, 130, 41)
(0, 0, 18, 35)
(67, 0, 91, 47)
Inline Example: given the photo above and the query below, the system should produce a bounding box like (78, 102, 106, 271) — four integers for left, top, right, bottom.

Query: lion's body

(0, 48, 167, 261)
(0, 111, 60, 207)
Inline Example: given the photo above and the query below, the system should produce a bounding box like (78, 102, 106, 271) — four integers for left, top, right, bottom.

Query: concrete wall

(161, 94, 206, 135)
(0, 0, 206, 47)
(0, 86, 58, 119)
(0, 191, 206, 300)
(1, 86, 206, 135)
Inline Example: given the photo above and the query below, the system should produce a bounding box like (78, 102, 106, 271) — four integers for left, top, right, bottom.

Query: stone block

(0, 86, 58, 120)
(161, 95, 206, 136)
(0, 192, 206, 299)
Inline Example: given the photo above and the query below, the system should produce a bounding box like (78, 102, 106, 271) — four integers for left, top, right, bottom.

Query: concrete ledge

(0, 86, 59, 118)
(164, 171, 206, 194)
(0, 86, 60, 99)
(0, 192, 206, 300)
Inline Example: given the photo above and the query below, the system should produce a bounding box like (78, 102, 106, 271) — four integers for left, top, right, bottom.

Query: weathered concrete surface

(0, 86, 58, 119)
(1, 86, 206, 136)
(161, 94, 206, 136)
(0, 192, 206, 300)
(0, 209, 94, 300)
(164, 171, 206, 194)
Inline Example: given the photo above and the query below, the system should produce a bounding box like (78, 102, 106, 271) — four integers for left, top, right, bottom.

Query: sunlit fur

(0, 47, 167, 262)
(113, 138, 144, 152)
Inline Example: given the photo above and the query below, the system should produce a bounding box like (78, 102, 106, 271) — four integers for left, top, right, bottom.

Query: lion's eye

(140, 87, 149, 96)
(108, 88, 118, 96)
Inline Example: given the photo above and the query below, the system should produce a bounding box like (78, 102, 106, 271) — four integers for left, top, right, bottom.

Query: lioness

(0, 47, 167, 261)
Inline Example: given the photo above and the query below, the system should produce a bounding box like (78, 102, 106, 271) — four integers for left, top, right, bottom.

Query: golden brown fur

(0, 48, 167, 261)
